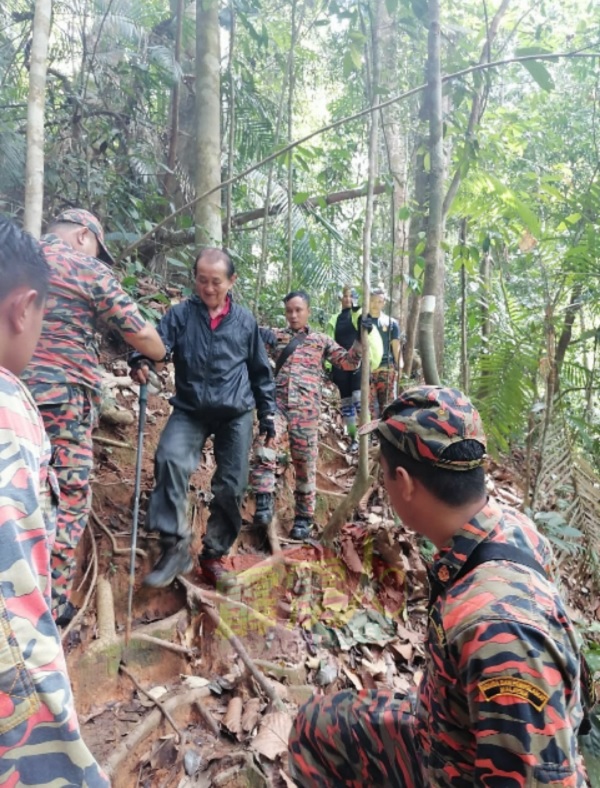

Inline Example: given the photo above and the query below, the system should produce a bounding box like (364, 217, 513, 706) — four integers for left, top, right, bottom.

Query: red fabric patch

(209, 297, 231, 330)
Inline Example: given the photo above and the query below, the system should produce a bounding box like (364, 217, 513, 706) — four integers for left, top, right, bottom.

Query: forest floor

(63, 356, 600, 788)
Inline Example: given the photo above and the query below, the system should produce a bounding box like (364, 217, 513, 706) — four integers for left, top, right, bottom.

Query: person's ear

(9, 289, 38, 334)
(395, 466, 415, 501)
(229, 273, 238, 288)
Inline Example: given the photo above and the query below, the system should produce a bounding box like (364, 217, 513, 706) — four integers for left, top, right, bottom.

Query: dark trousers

(147, 408, 254, 557)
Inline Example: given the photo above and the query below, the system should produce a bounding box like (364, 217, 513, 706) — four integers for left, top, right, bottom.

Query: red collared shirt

(209, 296, 231, 330)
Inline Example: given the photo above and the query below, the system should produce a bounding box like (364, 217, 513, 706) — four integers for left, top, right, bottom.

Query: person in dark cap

(22, 208, 166, 626)
(289, 386, 587, 786)
(326, 285, 383, 452)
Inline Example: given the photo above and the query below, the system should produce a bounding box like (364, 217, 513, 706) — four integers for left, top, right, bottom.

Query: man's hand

(259, 414, 276, 447)
(359, 315, 374, 333)
(129, 355, 155, 385)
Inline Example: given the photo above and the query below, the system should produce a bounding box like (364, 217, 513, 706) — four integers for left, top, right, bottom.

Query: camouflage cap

(359, 385, 487, 470)
(54, 208, 115, 265)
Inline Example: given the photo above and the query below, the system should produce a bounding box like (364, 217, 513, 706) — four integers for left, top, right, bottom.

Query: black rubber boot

(253, 492, 274, 527)
(289, 517, 311, 541)
(143, 538, 193, 587)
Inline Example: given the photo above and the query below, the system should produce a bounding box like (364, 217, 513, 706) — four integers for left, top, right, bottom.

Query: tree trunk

(417, 0, 443, 385)
(23, 0, 52, 238)
(195, 0, 222, 246)
(459, 218, 469, 393)
(224, 0, 236, 247)
(285, 0, 298, 292)
(165, 0, 185, 198)
(379, 1, 409, 333)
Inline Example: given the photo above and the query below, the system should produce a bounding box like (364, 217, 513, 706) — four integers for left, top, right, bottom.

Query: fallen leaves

(251, 712, 293, 761)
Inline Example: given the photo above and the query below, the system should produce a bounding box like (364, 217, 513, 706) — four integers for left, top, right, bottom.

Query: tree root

(178, 577, 285, 712)
(120, 664, 184, 744)
(318, 440, 349, 460)
(103, 687, 211, 778)
(129, 633, 196, 657)
(93, 435, 133, 449)
(90, 508, 147, 559)
(267, 512, 282, 554)
(61, 520, 98, 642)
(193, 696, 221, 737)
(321, 461, 378, 547)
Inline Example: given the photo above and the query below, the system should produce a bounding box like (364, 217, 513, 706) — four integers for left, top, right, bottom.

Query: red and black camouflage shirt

(23, 233, 146, 403)
(260, 326, 361, 415)
(0, 368, 108, 786)
(419, 496, 586, 786)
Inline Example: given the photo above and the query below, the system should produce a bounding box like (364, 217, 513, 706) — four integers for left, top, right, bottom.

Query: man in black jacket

(132, 248, 276, 588)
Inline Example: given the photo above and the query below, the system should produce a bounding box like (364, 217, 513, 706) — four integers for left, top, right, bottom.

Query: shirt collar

(429, 496, 503, 590)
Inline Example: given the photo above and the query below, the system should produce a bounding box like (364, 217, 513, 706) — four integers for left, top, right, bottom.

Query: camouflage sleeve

(0, 375, 109, 786)
(90, 262, 146, 338)
(455, 619, 584, 786)
(323, 334, 362, 371)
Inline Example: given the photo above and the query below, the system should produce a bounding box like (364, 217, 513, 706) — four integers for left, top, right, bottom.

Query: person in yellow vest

(369, 286, 402, 417)
(326, 286, 383, 452)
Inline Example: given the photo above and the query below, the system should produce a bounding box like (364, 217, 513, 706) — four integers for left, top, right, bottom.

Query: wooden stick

(93, 435, 134, 449)
(178, 576, 285, 712)
(189, 584, 288, 634)
(90, 508, 147, 559)
(193, 697, 221, 737)
(120, 664, 184, 744)
(61, 520, 98, 642)
(130, 633, 196, 657)
(103, 687, 211, 777)
(318, 440, 349, 460)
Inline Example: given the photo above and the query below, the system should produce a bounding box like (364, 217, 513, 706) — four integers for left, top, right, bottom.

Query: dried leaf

(340, 537, 364, 574)
(223, 696, 243, 737)
(360, 658, 387, 678)
(241, 698, 261, 733)
(390, 641, 414, 663)
(322, 587, 349, 613)
(251, 712, 293, 761)
(340, 663, 363, 691)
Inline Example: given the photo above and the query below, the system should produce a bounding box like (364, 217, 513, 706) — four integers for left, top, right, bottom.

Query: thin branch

(90, 508, 147, 559)
(117, 49, 600, 262)
(120, 664, 184, 743)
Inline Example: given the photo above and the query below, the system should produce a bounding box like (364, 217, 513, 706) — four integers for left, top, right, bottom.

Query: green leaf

(293, 191, 311, 204)
(397, 205, 411, 220)
(520, 60, 554, 91)
(349, 43, 363, 70)
(343, 50, 356, 78)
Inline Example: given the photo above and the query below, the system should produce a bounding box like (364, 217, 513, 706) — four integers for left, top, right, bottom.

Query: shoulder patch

(478, 677, 550, 711)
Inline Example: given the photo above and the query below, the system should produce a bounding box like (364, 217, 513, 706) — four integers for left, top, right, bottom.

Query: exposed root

(193, 696, 221, 737)
(93, 435, 133, 449)
(90, 508, 147, 559)
(61, 521, 98, 642)
(321, 461, 378, 547)
(129, 633, 196, 657)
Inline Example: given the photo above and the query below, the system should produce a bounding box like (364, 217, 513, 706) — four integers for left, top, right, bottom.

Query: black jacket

(157, 295, 275, 420)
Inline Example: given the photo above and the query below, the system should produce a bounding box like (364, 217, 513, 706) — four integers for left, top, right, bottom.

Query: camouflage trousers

(288, 689, 424, 787)
(332, 367, 361, 437)
(370, 366, 397, 418)
(250, 408, 319, 520)
(30, 383, 95, 619)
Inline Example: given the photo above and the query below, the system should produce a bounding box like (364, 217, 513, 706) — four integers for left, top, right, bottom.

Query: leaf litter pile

(64, 357, 600, 787)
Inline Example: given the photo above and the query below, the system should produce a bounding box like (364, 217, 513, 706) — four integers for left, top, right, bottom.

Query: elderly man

(132, 248, 276, 588)
(289, 386, 587, 787)
(23, 208, 166, 625)
(0, 216, 108, 786)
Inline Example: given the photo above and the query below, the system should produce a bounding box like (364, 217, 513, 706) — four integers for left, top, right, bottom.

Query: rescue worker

(326, 285, 383, 452)
(251, 290, 371, 541)
(22, 209, 166, 625)
(369, 285, 402, 417)
(131, 248, 275, 588)
(0, 216, 108, 786)
(289, 386, 587, 787)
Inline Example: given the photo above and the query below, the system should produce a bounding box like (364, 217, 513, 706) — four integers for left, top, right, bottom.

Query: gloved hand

(259, 414, 276, 441)
(129, 354, 156, 375)
(358, 315, 373, 333)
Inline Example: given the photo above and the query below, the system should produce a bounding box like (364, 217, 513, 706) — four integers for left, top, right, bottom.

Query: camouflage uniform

(370, 313, 400, 418)
(22, 218, 147, 619)
(251, 327, 361, 521)
(289, 387, 586, 787)
(0, 368, 108, 786)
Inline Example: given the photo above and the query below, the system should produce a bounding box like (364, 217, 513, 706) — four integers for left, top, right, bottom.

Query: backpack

(428, 540, 594, 736)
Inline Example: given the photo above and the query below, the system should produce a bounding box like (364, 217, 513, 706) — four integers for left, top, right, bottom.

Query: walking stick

(126, 381, 148, 645)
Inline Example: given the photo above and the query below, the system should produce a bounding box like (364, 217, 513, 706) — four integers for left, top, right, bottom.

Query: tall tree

(195, 0, 222, 245)
(418, 0, 443, 384)
(23, 0, 52, 237)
